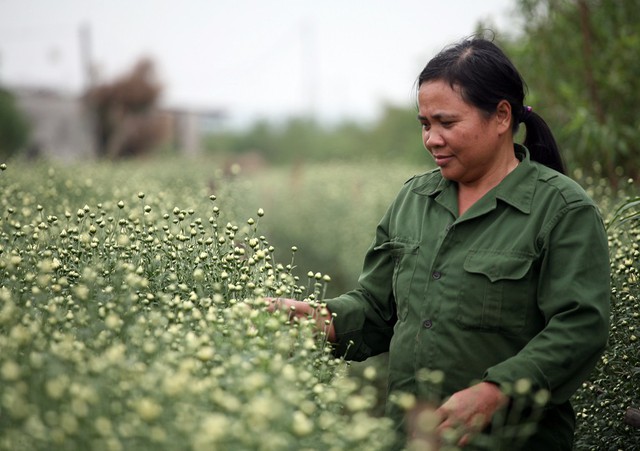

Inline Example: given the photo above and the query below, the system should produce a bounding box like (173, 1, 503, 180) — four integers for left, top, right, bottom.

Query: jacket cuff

(482, 358, 549, 395)
(325, 297, 368, 361)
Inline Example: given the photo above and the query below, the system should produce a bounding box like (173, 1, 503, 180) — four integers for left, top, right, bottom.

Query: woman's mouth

(433, 154, 454, 166)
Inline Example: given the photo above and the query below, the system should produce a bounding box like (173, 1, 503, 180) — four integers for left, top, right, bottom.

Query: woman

(270, 37, 610, 450)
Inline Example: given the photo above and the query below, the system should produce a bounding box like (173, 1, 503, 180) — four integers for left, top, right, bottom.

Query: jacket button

(423, 319, 433, 329)
(432, 271, 442, 280)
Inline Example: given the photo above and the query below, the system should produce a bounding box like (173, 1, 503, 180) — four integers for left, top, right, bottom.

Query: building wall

(13, 87, 96, 162)
(11, 86, 224, 162)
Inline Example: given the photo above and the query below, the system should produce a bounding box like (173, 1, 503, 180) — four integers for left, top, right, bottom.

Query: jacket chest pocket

(456, 249, 536, 334)
(375, 239, 420, 322)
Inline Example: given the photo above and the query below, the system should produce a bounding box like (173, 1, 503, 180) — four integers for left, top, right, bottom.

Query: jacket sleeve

(483, 204, 611, 404)
(324, 204, 398, 361)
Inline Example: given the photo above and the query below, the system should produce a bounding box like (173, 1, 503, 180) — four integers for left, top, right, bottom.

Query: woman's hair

(418, 36, 565, 174)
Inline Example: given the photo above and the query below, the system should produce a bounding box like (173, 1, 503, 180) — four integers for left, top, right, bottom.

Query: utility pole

(78, 22, 95, 92)
(301, 19, 318, 119)
(79, 22, 99, 157)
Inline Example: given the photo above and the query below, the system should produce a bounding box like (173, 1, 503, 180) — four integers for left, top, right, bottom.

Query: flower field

(0, 159, 397, 451)
(1, 158, 639, 450)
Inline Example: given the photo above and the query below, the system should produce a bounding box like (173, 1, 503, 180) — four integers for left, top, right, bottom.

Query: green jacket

(326, 145, 610, 449)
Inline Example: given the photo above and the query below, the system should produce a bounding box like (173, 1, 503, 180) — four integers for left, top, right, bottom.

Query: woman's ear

(495, 100, 512, 134)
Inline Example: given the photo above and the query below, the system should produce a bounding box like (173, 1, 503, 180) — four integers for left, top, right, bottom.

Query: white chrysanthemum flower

(105, 313, 122, 330)
(191, 413, 230, 450)
(345, 394, 371, 412)
(46, 375, 70, 399)
(292, 411, 314, 436)
(94, 417, 113, 436)
(1, 360, 21, 381)
(196, 346, 215, 362)
(515, 378, 533, 395)
(135, 397, 162, 422)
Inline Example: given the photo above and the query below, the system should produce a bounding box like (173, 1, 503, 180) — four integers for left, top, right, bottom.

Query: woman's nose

(424, 130, 444, 148)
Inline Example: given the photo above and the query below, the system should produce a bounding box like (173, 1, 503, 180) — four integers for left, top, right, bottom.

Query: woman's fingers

(262, 297, 336, 342)
(264, 297, 278, 312)
(264, 297, 310, 319)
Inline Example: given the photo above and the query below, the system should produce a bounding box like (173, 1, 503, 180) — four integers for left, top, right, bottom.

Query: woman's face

(417, 79, 511, 186)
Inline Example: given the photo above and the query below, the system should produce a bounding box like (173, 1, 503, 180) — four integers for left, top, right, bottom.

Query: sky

(0, 0, 516, 127)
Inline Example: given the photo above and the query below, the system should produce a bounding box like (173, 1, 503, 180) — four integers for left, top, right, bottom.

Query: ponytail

(518, 106, 566, 175)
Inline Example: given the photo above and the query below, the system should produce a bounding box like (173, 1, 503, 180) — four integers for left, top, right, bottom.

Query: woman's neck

(457, 155, 519, 216)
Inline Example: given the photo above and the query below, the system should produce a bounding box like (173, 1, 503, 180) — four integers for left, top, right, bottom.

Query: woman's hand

(435, 381, 508, 447)
(265, 297, 337, 342)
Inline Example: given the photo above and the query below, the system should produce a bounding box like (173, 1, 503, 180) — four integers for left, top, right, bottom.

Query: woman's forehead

(418, 81, 467, 109)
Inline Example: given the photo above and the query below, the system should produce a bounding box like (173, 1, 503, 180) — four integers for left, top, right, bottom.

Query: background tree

(367, 103, 425, 164)
(502, 0, 640, 186)
(205, 105, 425, 166)
(85, 58, 165, 159)
(0, 88, 29, 160)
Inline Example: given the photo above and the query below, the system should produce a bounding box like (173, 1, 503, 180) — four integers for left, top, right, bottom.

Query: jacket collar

(411, 144, 537, 215)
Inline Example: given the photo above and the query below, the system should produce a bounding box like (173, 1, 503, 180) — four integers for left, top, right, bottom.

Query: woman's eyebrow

(417, 113, 455, 121)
